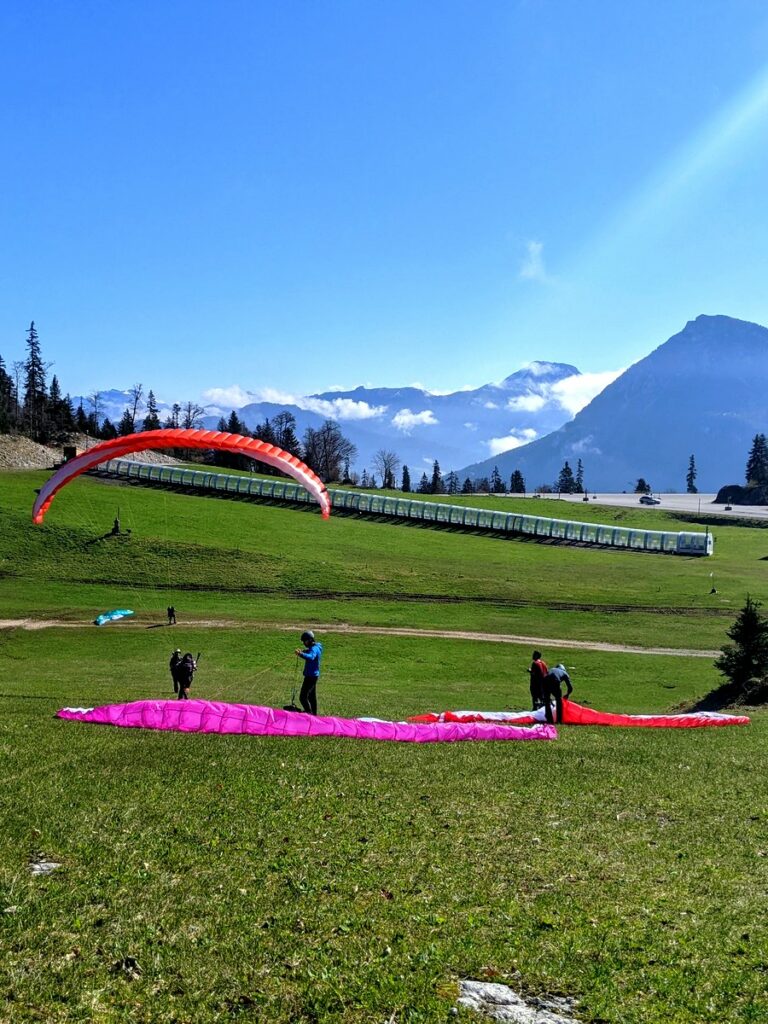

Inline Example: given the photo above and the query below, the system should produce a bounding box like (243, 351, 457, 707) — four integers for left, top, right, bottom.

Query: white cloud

(464, 422, 478, 431)
(202, 385, 256, 408)
(484, 401, 499, 409)
(519, 240, 548, 282)
(486, 428, 538, 456)
(392, 408, 439, 433)
(507, 393, 547, 412)
(551, 369, 623, 414)
(204, 385, 387, 421)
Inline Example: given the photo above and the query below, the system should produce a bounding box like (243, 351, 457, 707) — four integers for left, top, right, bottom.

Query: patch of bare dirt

(0, 435, 59, 470)
(0, 617, 718, 657)
(0, 433, 181, 470)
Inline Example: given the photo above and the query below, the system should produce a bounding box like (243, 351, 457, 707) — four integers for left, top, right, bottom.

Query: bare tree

(182, 401, 206, 429)
(303, 419, 357, 482)
(127, 383, 144, 432)
(12, 360, 24, 423)
(372, 449, 401, 490)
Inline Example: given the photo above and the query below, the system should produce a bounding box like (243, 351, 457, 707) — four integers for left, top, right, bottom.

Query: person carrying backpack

(169, 648, 182, 694)
(175, 652, 197, 700)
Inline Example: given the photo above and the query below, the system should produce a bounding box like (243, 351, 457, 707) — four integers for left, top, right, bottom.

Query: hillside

(460, 315, 768, 492)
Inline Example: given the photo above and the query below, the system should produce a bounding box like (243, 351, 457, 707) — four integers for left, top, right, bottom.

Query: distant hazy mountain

(459, 315, 768, 492)
(71, 365, 586, 478)
(217, 363, 582, 479)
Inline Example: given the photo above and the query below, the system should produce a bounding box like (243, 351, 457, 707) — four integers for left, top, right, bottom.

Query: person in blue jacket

(295, 630, 323, 715)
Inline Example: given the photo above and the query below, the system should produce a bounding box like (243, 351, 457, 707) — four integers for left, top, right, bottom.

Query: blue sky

(2, 0, 768, 412)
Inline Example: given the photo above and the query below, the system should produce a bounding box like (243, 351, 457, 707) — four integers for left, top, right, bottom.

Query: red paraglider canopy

(32, 428, 331, 524)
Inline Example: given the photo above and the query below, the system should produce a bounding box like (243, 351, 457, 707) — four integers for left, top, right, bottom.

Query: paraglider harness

(175, 652, 201, 690)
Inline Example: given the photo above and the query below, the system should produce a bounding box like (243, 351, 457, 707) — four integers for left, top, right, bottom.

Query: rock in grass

(29, 860, 62, 876)
(457, 980, 579, 1023)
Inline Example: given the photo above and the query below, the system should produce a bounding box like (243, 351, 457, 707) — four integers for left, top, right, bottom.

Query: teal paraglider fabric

(93, 609, 134, 626)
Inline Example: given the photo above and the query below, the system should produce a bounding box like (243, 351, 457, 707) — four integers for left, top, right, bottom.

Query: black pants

(543, 684, 563, 724)
(300, 676, 318, 715)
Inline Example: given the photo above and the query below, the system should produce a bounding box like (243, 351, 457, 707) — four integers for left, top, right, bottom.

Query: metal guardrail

(94, 459, 714, 556)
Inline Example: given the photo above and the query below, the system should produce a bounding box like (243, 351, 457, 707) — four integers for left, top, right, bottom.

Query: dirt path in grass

(0, 618, 718, 658)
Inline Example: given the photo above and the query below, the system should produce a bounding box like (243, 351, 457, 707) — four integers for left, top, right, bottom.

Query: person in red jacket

(529, 650, 548, 710)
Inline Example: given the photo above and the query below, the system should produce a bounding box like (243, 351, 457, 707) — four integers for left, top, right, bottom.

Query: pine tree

(715, 596, 768, 696)
(445, 470, 459, 495)
(635, 478, 651, 494)
(75, 402, 89, 434)
(575, 459, 584, 493)
(164, 403, 181, 429)
(509, 469, 526, 494)
(273, 411, 302, 458)
(490, 465, 504, 493)
(227, 410, 245, 435)
(100, 418, 118, 440)
(401, 465, 411, 492)
(142, 390, 161, 431)
(430, 460, 443, 494)
(0, 355, 15, 432)
(556, 460, 575, 493)
(745, 434, 768, 487)
(418, 472, 430, 494)
(461, 477, 474, 494)
(22, 321, 48, 441)
(118, 408, 135, 436)
(476, 477, 490, 493)
(686, 454, 698, 494)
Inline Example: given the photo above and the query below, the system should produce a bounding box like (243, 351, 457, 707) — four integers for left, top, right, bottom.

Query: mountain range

(459, 315, 768, 492)
(73, 362, 585, 482)
(72, 314, 767, 492)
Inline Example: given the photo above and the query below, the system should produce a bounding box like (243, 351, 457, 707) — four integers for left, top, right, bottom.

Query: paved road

(516, 492, 768, 521)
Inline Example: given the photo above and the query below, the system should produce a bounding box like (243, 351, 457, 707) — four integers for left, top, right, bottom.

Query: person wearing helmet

(542, 663, 573, 724)
(295, 630, 323, 715)
(169, 648, 182, 694)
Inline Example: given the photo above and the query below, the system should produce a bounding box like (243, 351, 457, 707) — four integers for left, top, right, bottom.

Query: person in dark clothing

(529, 650, 548, 709)
(295, 630, 322, 715)
(542, 664, 573, 724)
(167, 605, 176, 625)
(169, 648, 182, 694)
(175, 652, 197, 700)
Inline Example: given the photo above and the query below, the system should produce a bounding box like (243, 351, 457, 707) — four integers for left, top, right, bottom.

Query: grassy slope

(2, 470, 768, 1022)
(3, 471, 766, 648)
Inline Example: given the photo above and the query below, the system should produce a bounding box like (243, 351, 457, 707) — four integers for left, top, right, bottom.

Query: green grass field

(2, 470, 767, 1022)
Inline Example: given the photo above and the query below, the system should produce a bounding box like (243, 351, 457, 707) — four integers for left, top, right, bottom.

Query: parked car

(639, 494, 661, 505)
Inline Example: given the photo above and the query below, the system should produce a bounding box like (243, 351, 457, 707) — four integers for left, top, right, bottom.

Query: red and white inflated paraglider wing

(32, 428, 331, 523)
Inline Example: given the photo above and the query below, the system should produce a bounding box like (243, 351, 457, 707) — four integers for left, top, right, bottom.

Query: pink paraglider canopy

(32, 428, 331, 523)
(57, 700, 557, 743)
